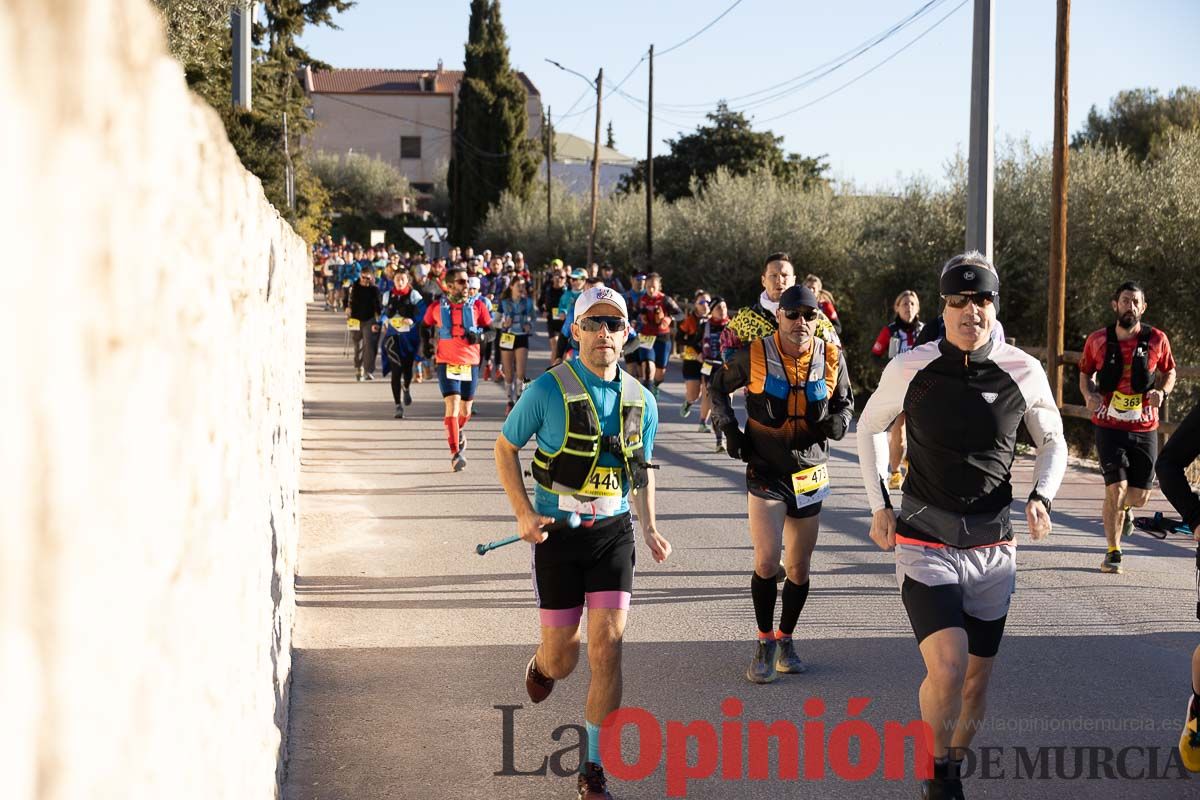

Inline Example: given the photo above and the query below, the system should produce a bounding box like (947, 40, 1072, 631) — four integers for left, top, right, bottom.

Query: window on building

(400, 136, 421, 159)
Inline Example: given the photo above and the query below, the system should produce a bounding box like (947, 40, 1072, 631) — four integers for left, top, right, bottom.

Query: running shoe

(1120, 508, 1134, 540)
(888, 471, 905, 490)
(746, 639, 778, 684)
(714, 439, 725, 453)
(451, 452, 466, 472)
(577, 762, 613, 800)
(774, 637, 808, 674)
(356, 368, 364, 382)
(393, 403, 404, 419)
(1180, 695, 1200, 772)
(650, 384, 660, 399)
(1100, 550, 1123, 574)
(680, 401, 693, 418)
(458, 431, 466, 453)
(482, 364, 492, 381)
(524, 654, 555, 703)
(403, 386, 413, 406)
(364, 372, 374, 381)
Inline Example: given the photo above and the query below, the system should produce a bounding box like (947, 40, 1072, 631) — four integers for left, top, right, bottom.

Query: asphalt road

(286, 302, 1199, 800)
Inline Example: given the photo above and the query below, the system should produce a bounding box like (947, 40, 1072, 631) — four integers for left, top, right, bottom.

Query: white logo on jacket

(981, 391, 998, 404)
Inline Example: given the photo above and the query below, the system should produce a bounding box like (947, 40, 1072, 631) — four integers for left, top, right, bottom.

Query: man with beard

(1078, 281, 1177, 573)
(722, 253, 840, 354)
(709, 284, 854, 683)
(496, 285, 670, 799)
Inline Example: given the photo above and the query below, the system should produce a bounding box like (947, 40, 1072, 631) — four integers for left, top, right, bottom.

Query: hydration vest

(885, 318, 925, 358)
(702, 318, 729, 360)
(747, 333, 838, 429)
(530, 363, 649, 497)
(1097, 324, 1155, 394)
(439, 297, 482, 339)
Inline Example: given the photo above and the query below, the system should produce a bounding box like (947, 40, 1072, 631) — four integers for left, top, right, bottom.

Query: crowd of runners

(311, 239, 1200, 799)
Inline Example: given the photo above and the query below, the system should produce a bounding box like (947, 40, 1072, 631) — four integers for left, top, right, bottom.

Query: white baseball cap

(573, 285, 628, 319)
(467, 276, 481, 289)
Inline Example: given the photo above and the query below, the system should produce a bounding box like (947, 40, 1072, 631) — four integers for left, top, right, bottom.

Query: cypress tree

(449, 0, 539, 245)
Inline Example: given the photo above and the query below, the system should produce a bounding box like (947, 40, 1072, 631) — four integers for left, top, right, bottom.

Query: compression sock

(585, 720, 602, 767)
(778, 578, 810, 636)
(750, 571, 778, 636)
(444, 416, 460, 454)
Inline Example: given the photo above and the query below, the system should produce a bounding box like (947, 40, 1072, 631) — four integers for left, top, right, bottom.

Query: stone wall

(0, 0, 308, 797)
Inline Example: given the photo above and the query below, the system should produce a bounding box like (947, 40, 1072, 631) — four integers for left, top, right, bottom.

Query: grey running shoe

(451, 452, 467, 472)
(364, 372, 374, 381)
(775, 637, 808, 674)
(393, 403, 404, 419)
(746, 639, 778, 684)
(458, 431, 466, 452)
(714, 439, 725, 453)
(1100, 549, 1123, 574)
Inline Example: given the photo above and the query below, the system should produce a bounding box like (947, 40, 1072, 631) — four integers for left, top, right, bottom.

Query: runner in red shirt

(634, 273, 681, 396)
(1077, 280, 1177, 573)
(421, 266, 493, 472)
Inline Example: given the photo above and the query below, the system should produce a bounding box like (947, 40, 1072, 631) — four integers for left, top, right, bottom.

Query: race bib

(580, 467, 623, 497)
(552, 309, 565, 320)
(638, 334, 656, 350)
(342, 279, 351, 288)
(389, 317, 412, 332)
(1106, 390, 1144, 422)
(346, 318, 360, 331)
(500, 332, 517, 350)
(445, 363, 472, 380)
(791, 463, 831, 509)
(701, 362, 715, 377)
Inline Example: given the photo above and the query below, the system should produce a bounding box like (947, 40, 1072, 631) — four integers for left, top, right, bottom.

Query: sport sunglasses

(943, 292, 997, 309)
(782, 308, 819, 321)
(577, 316, 629, 333)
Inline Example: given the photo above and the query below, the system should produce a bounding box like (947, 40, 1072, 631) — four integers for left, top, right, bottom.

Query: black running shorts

(531, 512, 635, 627)
(746, 468, 823, 520)
(1094, 425, 1157, 489)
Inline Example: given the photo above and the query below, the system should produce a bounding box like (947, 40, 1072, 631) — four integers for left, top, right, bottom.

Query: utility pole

(586, 68, 603, 271)
(545, 106, 553, 245)
(645, 44, 654, 269)
(231, 2, 251, 109)
(965, 0, 994, 258)
(1047, 0, 1071, 404)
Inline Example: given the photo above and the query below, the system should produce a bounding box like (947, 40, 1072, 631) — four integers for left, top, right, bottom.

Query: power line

(756, 0, 969, 123)
(657, 0, 747, 57)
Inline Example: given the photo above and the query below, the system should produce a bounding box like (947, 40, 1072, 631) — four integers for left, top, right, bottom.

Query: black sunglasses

(452, 278, 469, 285)
(943, 292, 997, 309)
(783, 308, 819, 322)
(577, 316, 629, 333)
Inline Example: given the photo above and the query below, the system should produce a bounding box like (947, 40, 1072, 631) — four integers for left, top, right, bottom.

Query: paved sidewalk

(286, 302, 1199, 799)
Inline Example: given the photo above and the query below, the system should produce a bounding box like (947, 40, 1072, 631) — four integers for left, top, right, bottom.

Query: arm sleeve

(707, 349, 751, 430)
(856, 356, 910, 512)
(820, 349, 855, 441)
(1021, 364, 1068, 503)
(870, 326, 891, 362)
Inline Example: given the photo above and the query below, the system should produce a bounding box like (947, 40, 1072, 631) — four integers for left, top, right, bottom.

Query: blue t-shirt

(502, 362, 658, 520)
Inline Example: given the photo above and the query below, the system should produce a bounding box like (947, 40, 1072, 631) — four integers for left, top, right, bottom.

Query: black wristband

(1028, 491, 1052, 514)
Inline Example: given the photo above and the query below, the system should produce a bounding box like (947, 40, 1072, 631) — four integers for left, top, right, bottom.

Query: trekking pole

(475, 511, 585, 556)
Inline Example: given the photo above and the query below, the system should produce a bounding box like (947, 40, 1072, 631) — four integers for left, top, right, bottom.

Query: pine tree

(605, 121, 616, 150)
(448, 0, 540, 245)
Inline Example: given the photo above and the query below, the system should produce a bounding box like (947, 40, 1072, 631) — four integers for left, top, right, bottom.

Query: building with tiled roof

(302, 63, 543, 199)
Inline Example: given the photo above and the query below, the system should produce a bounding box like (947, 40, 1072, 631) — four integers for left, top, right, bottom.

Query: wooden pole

(587, 68, 603, 270)
(1047, 0, 1070, 404)
(646, 45, 654, 269)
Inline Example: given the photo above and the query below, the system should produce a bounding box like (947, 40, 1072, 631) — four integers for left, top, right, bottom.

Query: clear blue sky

(297, 0, 1199, 189)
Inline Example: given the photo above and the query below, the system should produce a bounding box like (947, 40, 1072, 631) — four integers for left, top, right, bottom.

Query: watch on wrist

(1028, 491, 1052, 513)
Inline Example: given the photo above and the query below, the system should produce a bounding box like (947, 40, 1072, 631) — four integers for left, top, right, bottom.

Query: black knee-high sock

(779, 578, 810, 636)
(750, 572, 778, 635)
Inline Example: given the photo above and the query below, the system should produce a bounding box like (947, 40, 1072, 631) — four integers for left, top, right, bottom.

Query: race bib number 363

(1106, 390, 1144, 422)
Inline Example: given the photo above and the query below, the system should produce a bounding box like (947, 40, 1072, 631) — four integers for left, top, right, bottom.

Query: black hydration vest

(1097, 324, 1155, 394)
